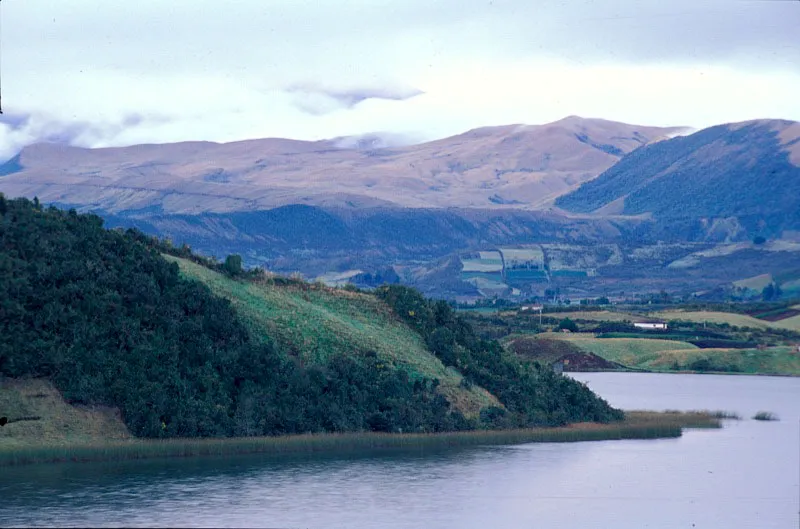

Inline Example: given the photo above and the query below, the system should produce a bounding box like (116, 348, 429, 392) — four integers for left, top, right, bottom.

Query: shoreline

(565, 368, 800, 378)
(0, 411, 721, 467)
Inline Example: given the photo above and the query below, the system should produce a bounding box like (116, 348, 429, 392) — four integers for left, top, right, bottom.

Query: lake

(1, 373, 798, 528)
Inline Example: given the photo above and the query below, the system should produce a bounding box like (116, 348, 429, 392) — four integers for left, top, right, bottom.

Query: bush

(557, 318, 579, 333)
(752, 411, 778, 421)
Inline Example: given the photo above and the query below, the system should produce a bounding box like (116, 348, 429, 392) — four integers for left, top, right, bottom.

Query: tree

(557, 318, 579, 332)
(761, 283, 777, 301)
(753, 236, 766, 245)
(223, 254, 243, 276)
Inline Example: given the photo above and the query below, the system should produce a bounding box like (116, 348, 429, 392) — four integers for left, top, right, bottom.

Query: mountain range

(0, 116, 683, 214)
(1, 116, 798, 300)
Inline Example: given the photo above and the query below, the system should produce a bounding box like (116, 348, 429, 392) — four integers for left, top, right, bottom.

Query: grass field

(733, 273, 773, 291)
(535, 333, 698, 367)
(636, 346, 800, 376)
(535, 333, 800, 375)
(0, 379, 130, 448)
(652, 310, 800, 331)
(542, 310, 640, 322)
(165, 256, 497, 416)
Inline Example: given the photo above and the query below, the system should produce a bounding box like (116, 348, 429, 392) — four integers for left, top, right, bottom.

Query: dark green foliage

(377, 285, 624, 427)
(761, 282, 782, 301)
(557, 318, 579, 332)
(672, 358, 741, 373)
(223, 254, 243, 276)
(0, 198, 466, 438)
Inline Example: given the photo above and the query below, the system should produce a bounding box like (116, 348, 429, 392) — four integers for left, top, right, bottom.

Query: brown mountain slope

(0, 117, 683, 214)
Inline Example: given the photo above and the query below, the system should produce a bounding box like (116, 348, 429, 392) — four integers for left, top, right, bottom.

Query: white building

(634, 322, 668, 330)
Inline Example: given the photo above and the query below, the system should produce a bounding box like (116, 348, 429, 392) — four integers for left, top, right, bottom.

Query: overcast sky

(1, 0, 799, 158)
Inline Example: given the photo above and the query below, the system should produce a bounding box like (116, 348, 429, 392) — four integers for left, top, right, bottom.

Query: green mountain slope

(165, 255, 498, 416)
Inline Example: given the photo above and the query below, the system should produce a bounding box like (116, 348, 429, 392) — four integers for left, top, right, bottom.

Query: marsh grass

(0, 411, 721, 467)
(752, 411, 779, 421)
(706, 410, 742, 420)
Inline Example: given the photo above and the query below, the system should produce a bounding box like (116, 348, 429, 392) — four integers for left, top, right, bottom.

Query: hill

(163, 255, 497, 417)
(0, 117, 680, 214)
(0, 195, 622, 442)
(556, 119, 800, 237)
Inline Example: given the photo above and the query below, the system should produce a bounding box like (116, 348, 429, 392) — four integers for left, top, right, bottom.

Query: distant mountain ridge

(556, 119, 800, 236)
(0, 116, 682, 214)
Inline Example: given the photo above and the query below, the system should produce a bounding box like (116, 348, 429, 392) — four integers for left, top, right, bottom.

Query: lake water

(1, 373, 798, 528)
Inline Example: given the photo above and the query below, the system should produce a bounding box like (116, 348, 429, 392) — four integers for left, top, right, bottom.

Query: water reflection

(1, 373, 798, 528)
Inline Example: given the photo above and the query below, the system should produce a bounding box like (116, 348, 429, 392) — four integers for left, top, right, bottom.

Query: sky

(1, 0, 799, 158)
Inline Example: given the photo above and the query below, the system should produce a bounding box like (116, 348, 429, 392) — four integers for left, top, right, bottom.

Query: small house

(633, 321, 668, 331)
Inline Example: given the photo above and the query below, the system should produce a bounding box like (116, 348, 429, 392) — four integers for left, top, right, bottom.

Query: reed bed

(0, 411, 721, 467)
(752, 411, 779, 421)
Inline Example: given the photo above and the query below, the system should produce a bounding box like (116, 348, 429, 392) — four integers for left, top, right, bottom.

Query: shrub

(752, 411, 778, 421)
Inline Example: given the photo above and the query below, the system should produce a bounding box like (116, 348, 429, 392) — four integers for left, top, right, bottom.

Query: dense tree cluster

(0, 197, 464, 437)
(376, 285, 623, 427)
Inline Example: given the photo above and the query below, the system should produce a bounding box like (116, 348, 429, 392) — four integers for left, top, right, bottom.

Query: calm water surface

(1, 373, 798, 528)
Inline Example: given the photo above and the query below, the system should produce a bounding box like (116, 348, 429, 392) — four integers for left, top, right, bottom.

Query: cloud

(0, 0, 799, 158)
(286, 83, 424, 115)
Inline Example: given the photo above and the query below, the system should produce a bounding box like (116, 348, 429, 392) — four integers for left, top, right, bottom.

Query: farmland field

(499, 247, 544, 265)
(460, 259, 503, 273)
(534, 333, 800, 375)
(634, 346, 800, 376)
(652, 310, 800, 331)
(733, 273, 773, 291)
(535, 334, 698, 367)
(541, 311, 640, 322)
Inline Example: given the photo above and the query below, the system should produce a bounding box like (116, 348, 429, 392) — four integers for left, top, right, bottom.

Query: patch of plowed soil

(508, 337, 625, 371)
(559, 351, 623, 371)
(756, 309, 800, 322)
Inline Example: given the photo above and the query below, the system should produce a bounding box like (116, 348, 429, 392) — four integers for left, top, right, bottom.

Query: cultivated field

(536, 333, 800, 375)
(635, 346, 800, 376)
(652, 310, 800, 331)
(541, 311, 641, 322)
(536, 334, 698, 367)
(733, 273, 773, 291)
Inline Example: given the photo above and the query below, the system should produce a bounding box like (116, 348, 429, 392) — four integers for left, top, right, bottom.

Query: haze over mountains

(0, 117, 684, 214)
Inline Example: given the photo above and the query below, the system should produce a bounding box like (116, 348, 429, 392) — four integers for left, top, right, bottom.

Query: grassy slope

(535, 334, 698, 366)
(542, 310, 641, 322)
(165, 256, 498, 416)
(537, 308, 800, 331)
(537, 333, 800, 375)
(640, 347, 800, 375)
(652, 310, 800, 331)
(0, 379, 130, 448)
(775, 314, 800, 331)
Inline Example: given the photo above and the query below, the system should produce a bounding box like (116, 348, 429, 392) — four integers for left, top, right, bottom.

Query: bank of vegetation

(0, 195, 623, 448)
(0, 408, 721, 467)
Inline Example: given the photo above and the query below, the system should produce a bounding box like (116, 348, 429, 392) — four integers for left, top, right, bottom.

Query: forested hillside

(0, 195, 622, 438)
